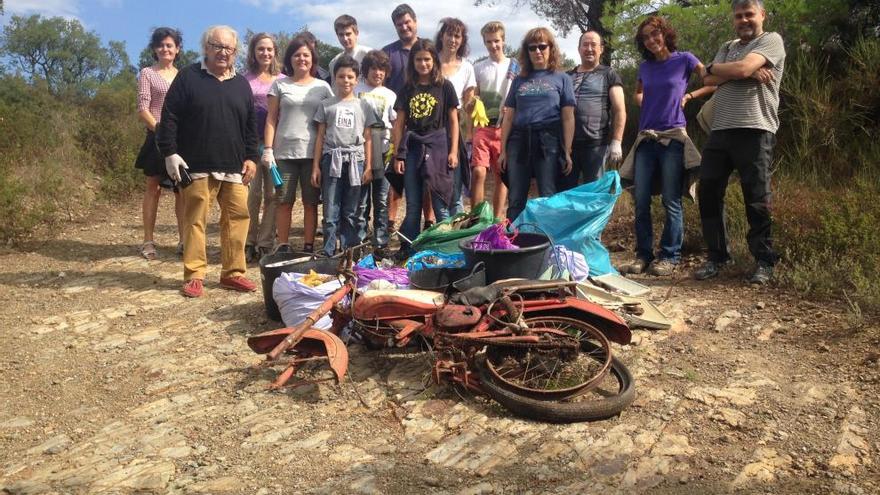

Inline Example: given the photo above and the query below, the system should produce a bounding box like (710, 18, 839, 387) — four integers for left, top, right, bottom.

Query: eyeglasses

(527, 43, 550, 52)
(208, 41, 235, 54)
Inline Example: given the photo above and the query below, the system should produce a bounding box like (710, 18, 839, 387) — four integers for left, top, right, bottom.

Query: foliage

(0, 15, 130, 96)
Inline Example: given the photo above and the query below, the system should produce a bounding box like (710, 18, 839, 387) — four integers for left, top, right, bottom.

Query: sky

(3, 0, 585, 66)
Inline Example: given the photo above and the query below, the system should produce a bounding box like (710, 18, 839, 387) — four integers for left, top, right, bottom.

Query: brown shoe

(219, 276, 257, 292)
(182, 279, 204, 298)
(648, 259, 676, 277)
(619, 258, 649, 275)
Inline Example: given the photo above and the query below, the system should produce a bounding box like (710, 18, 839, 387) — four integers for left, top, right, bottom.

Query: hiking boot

(619, 258, 649, 275)
(648, 259, 676, 277)
(220, 276, 257, 292)
(694, 260, 728, 280)
(181, 278, 204, 298)
(749, 262, 773, 285)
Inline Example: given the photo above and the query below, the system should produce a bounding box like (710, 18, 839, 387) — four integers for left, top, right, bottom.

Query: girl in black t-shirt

(391, 39, 463, 249)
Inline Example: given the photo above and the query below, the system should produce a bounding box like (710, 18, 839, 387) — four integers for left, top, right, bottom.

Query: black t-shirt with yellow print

(394, 79, 459, 135)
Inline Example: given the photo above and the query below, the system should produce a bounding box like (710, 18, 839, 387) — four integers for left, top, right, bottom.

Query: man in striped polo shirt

(695, 0, 785, 285)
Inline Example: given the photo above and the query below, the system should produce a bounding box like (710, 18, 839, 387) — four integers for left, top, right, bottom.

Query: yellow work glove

(471, 98, 489, 128)
(384, 143, 395, 166)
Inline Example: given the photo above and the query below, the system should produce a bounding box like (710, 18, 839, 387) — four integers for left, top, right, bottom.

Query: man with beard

(695, 0, 785, 285)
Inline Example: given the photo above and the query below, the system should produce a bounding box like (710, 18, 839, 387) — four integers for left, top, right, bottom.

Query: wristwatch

(706, 63, 714, 75)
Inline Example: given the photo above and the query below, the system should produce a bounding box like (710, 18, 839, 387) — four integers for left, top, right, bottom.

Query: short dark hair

(391, 4, 416, 23)
(405, 39, 442, 90)
(435, 18, 469, 59)
(149, 27, 182, 61)
(298, 30, 318, 48)
(361, 50, 391, 78)
(334, 15, 359, 34)
(635, 16, 678, 61)
(333, 54, 360, 77)
(283, 36, 318, 77)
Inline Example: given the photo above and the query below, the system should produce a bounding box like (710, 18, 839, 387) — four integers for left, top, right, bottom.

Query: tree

(476, 0, 622, 38)
(0, 15, 129, 95)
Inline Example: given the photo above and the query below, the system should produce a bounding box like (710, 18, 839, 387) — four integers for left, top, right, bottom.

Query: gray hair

(732, 0, 764, 9)
(201, 25, 239, 58)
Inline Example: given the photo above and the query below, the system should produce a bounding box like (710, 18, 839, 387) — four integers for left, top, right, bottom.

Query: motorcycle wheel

(477, 353, 636, 423)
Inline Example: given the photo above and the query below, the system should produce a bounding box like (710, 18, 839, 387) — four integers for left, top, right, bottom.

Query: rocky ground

(1, 198, 878, 495)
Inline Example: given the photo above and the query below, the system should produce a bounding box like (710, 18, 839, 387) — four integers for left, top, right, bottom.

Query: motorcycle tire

(477, 354, 636, 423)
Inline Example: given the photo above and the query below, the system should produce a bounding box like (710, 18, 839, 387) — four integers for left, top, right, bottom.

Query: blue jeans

(320, 156, 363, 256)
(505, 125, 562, 221)
(633, 139, 684, 263)
(400, 145, 463, 246)
(356, 176, 390, 247)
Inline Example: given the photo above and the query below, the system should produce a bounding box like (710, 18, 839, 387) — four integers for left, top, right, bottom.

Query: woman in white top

(435, 18, 475, 213)
(263, 37, 332, 254)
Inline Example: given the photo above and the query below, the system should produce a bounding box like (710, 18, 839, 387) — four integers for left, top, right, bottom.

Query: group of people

(134, 0, 785, 298)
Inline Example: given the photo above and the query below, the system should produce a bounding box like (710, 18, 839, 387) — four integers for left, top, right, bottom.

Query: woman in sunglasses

(498, 27, 575, 221)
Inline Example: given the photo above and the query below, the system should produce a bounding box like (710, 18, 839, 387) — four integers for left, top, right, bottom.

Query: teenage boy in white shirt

(470, 21, 518, 218)
(328, 15, 372, 86)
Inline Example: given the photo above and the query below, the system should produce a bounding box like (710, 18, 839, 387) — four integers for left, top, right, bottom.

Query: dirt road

(1, 199, 877, 494)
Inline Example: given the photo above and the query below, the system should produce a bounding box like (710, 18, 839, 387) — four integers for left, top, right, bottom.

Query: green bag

(410, 201, 499, 254)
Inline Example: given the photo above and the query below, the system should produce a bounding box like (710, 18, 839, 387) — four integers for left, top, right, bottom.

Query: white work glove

(261, 147, 275, 169)
(164, 154, 188, 182)
(608, 139, 623, 167)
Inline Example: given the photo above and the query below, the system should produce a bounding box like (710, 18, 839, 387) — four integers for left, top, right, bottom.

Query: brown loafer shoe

(182, 278, 204, 298)
(219, 276, 257, 292)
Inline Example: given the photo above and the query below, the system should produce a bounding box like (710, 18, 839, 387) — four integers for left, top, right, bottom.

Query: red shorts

(471, 126, 502, 173)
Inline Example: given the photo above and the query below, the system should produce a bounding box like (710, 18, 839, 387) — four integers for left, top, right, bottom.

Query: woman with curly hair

(618, 16, 713, 277)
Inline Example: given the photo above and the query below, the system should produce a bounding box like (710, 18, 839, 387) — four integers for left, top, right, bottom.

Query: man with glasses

(157, 25, 260, 298)
(696, 0, 785, 285)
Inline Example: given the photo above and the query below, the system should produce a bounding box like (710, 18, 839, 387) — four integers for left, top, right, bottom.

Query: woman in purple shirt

(621, 16, 712, 277)
(244, 33, 282, 262)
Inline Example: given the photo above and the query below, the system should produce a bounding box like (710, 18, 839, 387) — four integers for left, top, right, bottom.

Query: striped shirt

(137, 66, 176, 123)
(710, 32, 785, 134)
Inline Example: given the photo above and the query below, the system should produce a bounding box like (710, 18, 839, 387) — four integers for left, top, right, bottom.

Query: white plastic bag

(550, 245, 591, 282)
(273, 272, 343, 329)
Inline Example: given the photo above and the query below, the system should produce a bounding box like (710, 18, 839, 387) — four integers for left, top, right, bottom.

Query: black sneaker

(302, 243, 314, 254)
(694, 260, 724, 280)
(749, 262, 773, 285)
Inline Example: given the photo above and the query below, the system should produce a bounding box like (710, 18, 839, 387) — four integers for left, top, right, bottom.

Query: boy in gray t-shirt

(311, 55, 376, 256)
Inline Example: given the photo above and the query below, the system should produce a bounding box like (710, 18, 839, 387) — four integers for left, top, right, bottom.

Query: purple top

(246, 72, 280, 141)
(637, 51, 699, 131)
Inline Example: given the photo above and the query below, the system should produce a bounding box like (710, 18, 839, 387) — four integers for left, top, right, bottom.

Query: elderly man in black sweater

(157, 25, 260, 298)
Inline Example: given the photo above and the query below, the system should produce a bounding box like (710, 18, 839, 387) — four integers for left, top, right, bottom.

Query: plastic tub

(259, 253, 340, 321)
(408, 262, 486, 292)
(459, 233, 551, 283)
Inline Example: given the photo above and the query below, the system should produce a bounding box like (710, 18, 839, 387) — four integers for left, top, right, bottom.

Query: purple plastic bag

(353, 265, 410, 288)
(471, 223, 519, 251)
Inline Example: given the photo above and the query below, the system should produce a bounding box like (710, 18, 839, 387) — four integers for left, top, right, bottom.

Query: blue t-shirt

(637, 51, 699, 131)
(504, 70, 576, 128)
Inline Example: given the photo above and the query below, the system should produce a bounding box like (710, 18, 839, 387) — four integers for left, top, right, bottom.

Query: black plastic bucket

(259, 253, 340, 321)
(408, 262, 486, 292)
(459, 232, 551, 283)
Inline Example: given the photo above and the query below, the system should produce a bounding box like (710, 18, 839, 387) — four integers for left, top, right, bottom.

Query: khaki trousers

(182, 177, 249, 281)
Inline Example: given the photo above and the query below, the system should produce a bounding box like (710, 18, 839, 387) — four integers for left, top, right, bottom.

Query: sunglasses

(527, 43, 550, 52)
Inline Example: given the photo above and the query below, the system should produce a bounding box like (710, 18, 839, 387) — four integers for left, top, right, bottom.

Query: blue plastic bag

(514, 171, 621, 276)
